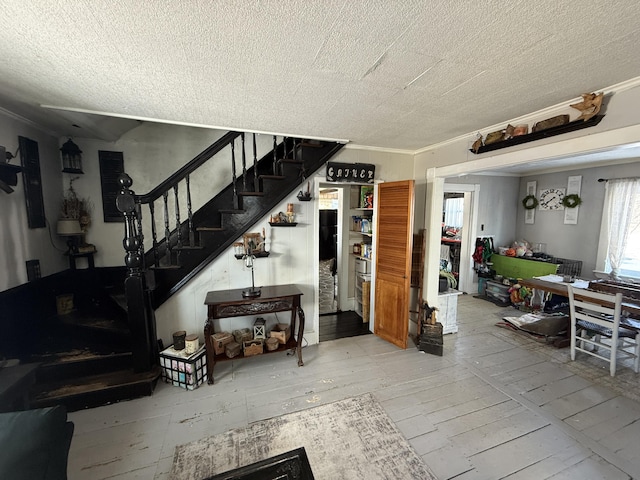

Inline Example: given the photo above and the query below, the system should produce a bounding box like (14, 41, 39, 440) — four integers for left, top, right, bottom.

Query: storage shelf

(269, 222, 297, 227)
(212, 336, 297, 362)
(470, 115, 604, 154)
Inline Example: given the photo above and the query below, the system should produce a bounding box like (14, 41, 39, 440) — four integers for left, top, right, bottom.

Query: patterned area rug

(170, 393, 436, 480)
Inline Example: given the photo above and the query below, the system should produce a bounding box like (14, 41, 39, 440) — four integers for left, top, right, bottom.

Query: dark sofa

(0, 405, 74, 480)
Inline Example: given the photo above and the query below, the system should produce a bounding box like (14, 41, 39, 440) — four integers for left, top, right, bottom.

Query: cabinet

(350, 185, 374, 320)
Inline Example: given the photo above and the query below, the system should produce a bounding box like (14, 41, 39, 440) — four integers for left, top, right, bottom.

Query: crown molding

(344, 143, 414, 155)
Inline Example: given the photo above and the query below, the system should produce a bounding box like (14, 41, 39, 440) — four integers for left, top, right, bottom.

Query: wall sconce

(60, 138, 83, 174)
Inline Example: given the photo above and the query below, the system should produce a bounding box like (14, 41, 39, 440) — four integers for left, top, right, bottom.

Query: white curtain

(601, 178, 640, 279)
(444, 197, 464, 228)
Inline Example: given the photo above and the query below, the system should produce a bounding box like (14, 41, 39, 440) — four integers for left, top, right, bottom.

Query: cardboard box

(159, 344, 207, 391)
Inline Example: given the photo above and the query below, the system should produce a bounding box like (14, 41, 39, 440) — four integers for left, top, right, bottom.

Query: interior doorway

(442, 183, 479, 294)
(318, 188, 339, 314)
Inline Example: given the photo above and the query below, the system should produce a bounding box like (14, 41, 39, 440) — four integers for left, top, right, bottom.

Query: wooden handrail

(136, 131, 241, 204)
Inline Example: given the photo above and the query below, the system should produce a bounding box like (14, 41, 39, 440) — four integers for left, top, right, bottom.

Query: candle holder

(242, 248, 261, 298)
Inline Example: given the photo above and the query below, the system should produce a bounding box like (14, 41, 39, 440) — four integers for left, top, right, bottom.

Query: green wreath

(522, 194, 538, 210)
(562, 194, 582, 208)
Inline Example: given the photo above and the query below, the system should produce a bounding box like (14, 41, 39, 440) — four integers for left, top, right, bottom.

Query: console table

(204, 284, 305, 385)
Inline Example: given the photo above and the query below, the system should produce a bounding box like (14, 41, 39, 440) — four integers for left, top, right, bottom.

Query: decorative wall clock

(538, 188, 565, 210)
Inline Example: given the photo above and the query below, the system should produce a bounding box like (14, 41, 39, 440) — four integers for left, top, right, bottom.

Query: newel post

(116, 174, 157, 372)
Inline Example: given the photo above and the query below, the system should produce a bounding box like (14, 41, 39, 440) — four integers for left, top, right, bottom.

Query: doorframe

(443, 183, 480, 294)
(315, 177, 351, 317)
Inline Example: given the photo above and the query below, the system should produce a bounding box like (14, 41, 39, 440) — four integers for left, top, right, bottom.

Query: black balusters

(241, 132, 247, 192)
(135, 203, 145, 269)
(231, 138, 239, 209)
(273, 135, 278, 175)
(173, 184, 182, 249)
(253, 133, 259, 192)
(186, 174, 195, 246)
(162, 191, 171, 265)
(149, 201, 159, 267)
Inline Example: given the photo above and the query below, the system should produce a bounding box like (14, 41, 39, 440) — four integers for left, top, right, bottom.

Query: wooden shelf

(234, 251, 270, 259)
(0, 163, 22, 186)
(269, 222, 297, 227)
(212, 336, 297, 363)
(470, 115, 604, 154)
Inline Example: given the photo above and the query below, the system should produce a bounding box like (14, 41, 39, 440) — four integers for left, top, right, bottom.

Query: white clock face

(539, 188, 565, 210)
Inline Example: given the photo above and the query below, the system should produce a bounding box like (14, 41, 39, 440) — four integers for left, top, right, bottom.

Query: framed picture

(243, 233, 264, 254)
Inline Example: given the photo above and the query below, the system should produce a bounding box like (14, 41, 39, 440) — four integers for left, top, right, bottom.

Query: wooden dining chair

(567, 285, 640, 376)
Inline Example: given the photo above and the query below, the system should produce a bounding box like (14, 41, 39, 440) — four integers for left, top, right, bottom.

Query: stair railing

(115, 131, 298, 371)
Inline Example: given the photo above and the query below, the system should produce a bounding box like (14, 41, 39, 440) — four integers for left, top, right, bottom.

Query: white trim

(40, 104, 351, 144)
(443, 183, 479, 295)
(0, 106, 59, 137)
(434, 125, 640, 178)
(344, 143, 415, 155)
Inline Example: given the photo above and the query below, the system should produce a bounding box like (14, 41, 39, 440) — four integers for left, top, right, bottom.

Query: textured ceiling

(1, 1, 640, 150)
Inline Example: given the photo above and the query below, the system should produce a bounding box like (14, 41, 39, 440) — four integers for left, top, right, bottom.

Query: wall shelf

(269, 222, 297, 227)
(0, 163, 22, 186)
(469, 115, 605, 154)
(234, 251, 270, 259)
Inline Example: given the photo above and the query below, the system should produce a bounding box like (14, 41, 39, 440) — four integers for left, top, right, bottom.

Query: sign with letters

(326, 162, 375, 183)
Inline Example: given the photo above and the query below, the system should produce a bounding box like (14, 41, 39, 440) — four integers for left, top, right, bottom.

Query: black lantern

(60, 138, 83, 174)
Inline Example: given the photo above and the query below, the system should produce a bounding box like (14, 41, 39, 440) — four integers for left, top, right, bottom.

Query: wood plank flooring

(67, 294, 640, 479)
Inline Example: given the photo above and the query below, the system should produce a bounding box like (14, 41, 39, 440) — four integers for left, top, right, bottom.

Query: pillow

(0, 405, 74, 480)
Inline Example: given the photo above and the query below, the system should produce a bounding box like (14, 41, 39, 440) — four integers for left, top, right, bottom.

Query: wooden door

(374, 180, 415, 349)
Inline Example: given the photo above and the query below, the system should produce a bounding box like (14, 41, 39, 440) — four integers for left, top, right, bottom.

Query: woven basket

(265, 336, 279, 351)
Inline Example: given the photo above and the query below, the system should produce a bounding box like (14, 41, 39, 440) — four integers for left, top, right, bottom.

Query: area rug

(170, 393, 436, 480)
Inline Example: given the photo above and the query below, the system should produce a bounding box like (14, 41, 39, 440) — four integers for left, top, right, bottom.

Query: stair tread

(238, 191, 264, 197)
(259, 175, 286, 180)
(31, 366, 161, 402)
(219, 209, 245, 214)
(174, 244, 205, 250)
(149, 264, 182, 270)
(59, 310, 128, 334)
(196, 226, 224, 231)
(279, 158, 303, 163)
(37, 350, 132, 367)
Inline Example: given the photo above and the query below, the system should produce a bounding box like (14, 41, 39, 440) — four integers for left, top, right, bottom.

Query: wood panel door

(374, 180, 415, 349)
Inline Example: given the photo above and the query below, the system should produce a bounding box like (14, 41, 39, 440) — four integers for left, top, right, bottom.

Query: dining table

(519, 275, 640, 330)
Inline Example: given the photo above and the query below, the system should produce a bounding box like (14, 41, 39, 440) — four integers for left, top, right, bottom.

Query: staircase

(22, 132, 343, 411)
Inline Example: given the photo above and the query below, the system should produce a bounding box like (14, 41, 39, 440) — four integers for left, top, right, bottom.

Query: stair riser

(36, 354, 133, 382)
(30, 379, 157, 412)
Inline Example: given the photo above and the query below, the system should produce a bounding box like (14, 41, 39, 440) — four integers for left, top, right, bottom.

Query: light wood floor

(68, 295, 640, 479)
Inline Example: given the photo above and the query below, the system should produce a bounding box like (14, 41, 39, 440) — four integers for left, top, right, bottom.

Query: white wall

(515, 161, 640, 279)
(0, 113, 67, 290)
(445, 175, 520, 249)
(70, 124, 276, 266)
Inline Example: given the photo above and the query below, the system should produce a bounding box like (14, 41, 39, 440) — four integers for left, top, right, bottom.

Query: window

(596, 178, 640, 280)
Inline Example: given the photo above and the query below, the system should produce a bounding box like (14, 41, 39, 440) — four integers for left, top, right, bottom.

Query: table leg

(204, 317, 216, 384)
(296, 306, 305, 367)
